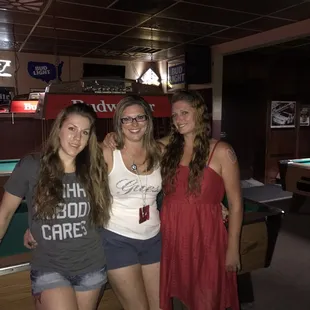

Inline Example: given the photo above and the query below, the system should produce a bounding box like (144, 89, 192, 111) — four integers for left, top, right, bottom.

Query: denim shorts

(30, 266, 107, 295)
(102, 229, 161, 270)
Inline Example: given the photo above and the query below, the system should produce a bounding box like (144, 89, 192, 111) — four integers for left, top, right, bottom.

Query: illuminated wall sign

(169, 63, 185, 85)
(10, 100, 38, 113)
(167, 57, 186, 92)
(28, 61, 64, 83)
(0, 60, 12, 77)
(140, 68, 160, 86)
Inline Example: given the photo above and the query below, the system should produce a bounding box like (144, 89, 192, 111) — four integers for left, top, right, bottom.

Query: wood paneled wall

(222, 51, 310, 183)
(0, 116, 171, 160)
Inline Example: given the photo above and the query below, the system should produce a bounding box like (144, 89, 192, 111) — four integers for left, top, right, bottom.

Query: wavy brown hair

(113, 95, 161, 171)
(34, 103, 111, 227)
(161, 90, 210, 194)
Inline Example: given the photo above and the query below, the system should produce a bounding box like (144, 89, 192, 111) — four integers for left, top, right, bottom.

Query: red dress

(160, 151, 240, 310)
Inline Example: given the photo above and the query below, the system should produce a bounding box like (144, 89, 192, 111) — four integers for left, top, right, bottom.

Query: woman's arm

(217, 142, 243, 272)
(101, 144, 114, 174)
(157, 135, 170, 147)
(1, 155, 37, 243)
(0, 192, 23, 242)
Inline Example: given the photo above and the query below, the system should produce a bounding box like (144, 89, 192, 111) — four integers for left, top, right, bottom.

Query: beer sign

(167, 57, 186, 92)
(10, 100, 38, 113)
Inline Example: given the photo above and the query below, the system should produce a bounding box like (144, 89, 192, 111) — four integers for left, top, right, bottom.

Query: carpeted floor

(248, 198, 310, 310)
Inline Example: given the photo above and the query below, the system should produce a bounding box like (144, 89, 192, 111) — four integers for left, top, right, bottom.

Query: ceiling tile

(140, 17, 226, 36)
(240, 16, 295, 31)
(157, 2, 258, 27)
(25, 36, 100, 49)
(110, 0, 176, 15)
(46, 1, 149, 26)
(124, 28, 199, 43)
(13, 33, 27, 42)
(271, 2, 310, 21)
(214, 27, 260, 39)
(57, 0, 116, 8)
(32, 28, 114, 43)
(104, 37, 176, 49)
(38, 17, 129, 35)
(23, 44, 89, 56)
(182, 0, 304, 15)
(0, 22, 31, 35)
(0, 10, 39, 25)
(152, 46, 185, 61)
(0, 0, 46, 13)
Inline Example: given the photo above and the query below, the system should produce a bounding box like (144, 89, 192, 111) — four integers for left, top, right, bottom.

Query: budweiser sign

(43, 94, 171, 119)
(10, 100, 38, 113)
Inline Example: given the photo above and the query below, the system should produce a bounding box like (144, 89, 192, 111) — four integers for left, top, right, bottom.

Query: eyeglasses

(121, 114, 148, 124)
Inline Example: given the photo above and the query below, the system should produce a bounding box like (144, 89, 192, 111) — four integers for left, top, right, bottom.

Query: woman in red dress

(160, 90, 243, 310)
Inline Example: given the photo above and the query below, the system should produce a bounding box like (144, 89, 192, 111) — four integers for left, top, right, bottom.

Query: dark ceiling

(0, 0, 310, 60)
(248, 36, 310, 57)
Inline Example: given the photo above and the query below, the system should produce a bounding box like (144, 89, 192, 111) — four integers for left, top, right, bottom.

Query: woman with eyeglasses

(101, 95, 162, 310)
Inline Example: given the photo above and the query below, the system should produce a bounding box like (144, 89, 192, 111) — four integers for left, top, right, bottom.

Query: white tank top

(107, 150, 162, 240)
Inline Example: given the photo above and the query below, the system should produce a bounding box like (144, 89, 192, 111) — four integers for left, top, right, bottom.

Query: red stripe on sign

(10, 100, 38, 113)
(44, 94, 171, 119)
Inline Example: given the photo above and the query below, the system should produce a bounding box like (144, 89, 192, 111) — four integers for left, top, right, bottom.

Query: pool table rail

(0, 252, 31, 276)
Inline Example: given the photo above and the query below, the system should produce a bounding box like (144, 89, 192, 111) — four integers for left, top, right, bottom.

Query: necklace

(131, 163, 138, 172)
(123, 147, 148, 207)
(124, 146, 144, 173)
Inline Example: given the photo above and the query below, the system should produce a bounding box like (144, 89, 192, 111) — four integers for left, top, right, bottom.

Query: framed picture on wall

(270, 101, 296, 128)
(300, 106, 310, 127)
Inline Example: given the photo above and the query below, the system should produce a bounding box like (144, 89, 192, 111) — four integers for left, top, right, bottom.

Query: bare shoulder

(212, 140, 238, 164)
(101, 144, 113, 163)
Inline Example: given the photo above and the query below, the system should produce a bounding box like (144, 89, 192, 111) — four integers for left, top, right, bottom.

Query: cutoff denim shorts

(30, 266, 107, 295)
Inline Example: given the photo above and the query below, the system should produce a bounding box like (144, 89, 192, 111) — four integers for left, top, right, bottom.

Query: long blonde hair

(34, 103, 111, 227)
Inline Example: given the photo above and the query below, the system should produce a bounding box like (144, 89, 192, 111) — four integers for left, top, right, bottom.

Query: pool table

(0, 159, 19, 176)
(278, 158, 310, 212)
(0, 159, 19, 198)
(0, 159, 31, 276)
(222, 197, 284, 274)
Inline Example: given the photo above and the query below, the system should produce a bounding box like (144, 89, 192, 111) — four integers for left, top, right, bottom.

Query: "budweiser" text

(24, 103, 37, 110)
(71, 100, 155, 112)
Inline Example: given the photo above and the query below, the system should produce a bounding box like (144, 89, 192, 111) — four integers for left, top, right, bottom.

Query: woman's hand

(225, 247, 241, 273)
(102, 132, 117, 150)
(221, 203, 229, 223)
(24, 229, 37, 249)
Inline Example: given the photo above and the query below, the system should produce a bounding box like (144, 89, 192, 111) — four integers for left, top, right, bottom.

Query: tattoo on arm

(226, 148, 237, 164)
